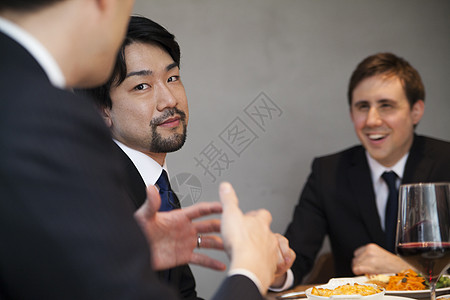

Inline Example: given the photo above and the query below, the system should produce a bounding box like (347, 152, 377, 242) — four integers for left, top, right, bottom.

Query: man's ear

(411, 100, 425, 125)
(100, 106, 113, 128)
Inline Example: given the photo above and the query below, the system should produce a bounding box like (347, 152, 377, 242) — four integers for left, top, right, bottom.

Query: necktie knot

(156, 170, 180, 211)
(156, 169, 170, 192)
(382, 171, 397, 190)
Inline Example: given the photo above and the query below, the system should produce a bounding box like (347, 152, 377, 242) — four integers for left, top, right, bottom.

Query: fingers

(147, 186, 161, 215)
(353, 244, 365, 257)
(219, 182, 272, 225)
(352, 264, 364, 275)
(352, 243, 393, 275)
(182, 201, 222, 220)
(141, 185, 161, 218)
(352, 255, 367, 275)
(194, 219, 221, 234)
(190, 252, 227, 271)
(276, 233, 295, 266)
(219, 182, 240, 215)
(195, 234, 224, 250)
(274, 234, 295, 276)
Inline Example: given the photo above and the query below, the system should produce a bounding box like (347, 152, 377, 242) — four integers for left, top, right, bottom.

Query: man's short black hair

(82, 15, 181, 109)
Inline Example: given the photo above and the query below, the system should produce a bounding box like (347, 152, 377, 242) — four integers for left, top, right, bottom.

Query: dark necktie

(382, 171, 398, 253)
(156, 169, 181, 212)
(155, 170, 181, 282)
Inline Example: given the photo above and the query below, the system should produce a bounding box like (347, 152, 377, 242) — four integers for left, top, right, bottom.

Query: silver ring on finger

(197, 234, 202, 248)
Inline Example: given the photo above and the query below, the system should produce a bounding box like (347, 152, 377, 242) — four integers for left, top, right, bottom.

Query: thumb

(141, 185, 162, 219)
(219, 182, 239, 214)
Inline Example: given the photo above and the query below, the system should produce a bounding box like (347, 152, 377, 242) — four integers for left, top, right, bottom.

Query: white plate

(384, 296, 415, 300)
(278, 291, 416, 300)
(329, 275, 450, 299)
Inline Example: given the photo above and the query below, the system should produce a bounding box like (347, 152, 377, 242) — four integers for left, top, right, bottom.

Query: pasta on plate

(366, 269, 426, 291)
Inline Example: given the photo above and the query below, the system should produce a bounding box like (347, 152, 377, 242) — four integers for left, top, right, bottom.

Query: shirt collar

(366, 151, 409, 185)
(0, 16, 66, 89)
(114, 140, 167, 187)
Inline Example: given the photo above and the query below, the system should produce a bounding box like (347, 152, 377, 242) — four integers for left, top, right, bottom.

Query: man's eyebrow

(353, 99, 369, 105)
(166, 62, 179, 71)
(378, 98, 394, 103)
(125, 63, 178, 78)
(125, 69, 152, 78)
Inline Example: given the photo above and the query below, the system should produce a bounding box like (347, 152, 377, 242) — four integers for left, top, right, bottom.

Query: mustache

(150, 107, 186, 126)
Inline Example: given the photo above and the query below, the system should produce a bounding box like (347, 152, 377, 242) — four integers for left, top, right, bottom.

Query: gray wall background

(133, 1, 450, 298)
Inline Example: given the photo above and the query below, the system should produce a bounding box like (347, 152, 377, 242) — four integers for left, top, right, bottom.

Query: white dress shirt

(366, 152, 409, 230)
(113, 140, 166, 187)
(0, 17, 66, 89)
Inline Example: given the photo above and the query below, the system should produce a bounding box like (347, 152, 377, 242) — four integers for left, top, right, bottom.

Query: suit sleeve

(212, 275, 264, 300)
(0, 85, 178, 299)
(157, 264, 201, 300)
(177, 265, 202, 300)
(284, 158, 329, 286)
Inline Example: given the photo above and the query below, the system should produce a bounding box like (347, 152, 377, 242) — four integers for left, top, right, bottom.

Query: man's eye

(168, 76, 179, 83)
(356, 104, 369, 111)
(134, 83, 149, 91)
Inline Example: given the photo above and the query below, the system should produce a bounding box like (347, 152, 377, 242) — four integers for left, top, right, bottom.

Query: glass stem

(430, 282, 436, 300)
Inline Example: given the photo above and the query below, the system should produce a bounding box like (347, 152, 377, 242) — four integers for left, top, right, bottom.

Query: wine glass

(396, 182, 450, 300)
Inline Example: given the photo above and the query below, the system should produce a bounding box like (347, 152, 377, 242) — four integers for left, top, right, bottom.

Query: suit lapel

(403, 135, 434, 183)
(348, 149, 385, 245)
(113, 144, 147, 209)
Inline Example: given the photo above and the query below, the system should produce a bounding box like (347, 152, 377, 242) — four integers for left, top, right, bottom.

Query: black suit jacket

(113, 145, 201, 300)
(285, 135, 450, 286)
(0, 31, 262, 300)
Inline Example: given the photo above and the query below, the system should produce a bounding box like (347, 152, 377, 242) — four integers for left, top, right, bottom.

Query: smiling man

(277, 52, 450, 289)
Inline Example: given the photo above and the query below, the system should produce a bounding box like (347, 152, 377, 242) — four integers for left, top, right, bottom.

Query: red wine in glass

(396, 183, 450, 300)
(397, 242, 450, 283)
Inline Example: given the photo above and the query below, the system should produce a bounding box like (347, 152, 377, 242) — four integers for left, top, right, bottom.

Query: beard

(149, 107, 187, 153)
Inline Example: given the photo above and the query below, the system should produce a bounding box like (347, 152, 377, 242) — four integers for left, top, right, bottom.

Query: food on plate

(366, 269, 450, 291)
(311, 283, 383, 296)
(435, 275, 450, 289)
(365, 274, 390, 289)
(385, 269, 426, 290)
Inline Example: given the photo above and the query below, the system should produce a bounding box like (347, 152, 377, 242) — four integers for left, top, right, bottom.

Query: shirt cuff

(228, 268, 264, 295)
(269, 269, 294, 292)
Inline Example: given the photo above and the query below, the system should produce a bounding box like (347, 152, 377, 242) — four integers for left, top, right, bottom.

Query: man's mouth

(158, 116, 181, 128)
(151, 107, 186, 129)
(367, 133, 388, 141)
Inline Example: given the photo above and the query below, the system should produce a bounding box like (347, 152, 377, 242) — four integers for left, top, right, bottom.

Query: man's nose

(156, 84, 177, 110)
(365, 107, 383, 127)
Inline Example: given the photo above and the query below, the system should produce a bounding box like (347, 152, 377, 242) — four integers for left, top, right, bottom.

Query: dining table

(266, 283, 450, 300)
(266, 284, 314, 300)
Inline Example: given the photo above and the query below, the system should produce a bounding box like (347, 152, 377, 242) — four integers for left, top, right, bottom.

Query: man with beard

(81, 16, 206, 300)
(81, 16, 295, 299)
